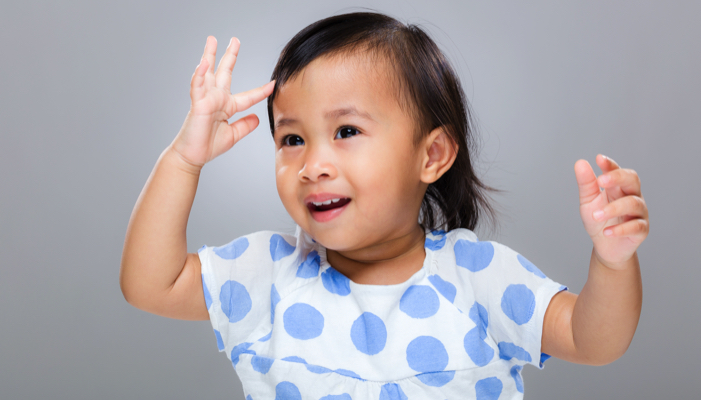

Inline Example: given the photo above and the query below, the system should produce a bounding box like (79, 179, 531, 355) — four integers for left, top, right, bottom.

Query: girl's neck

(325, 224, 426, 285)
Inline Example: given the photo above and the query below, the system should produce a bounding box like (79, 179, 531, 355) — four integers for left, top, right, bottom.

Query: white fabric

(199, 226, 567, 400)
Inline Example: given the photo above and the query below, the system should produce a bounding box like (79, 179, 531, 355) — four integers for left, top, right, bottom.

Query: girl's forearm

(119, 145, 202, 309)
(571, 248, 643, 365)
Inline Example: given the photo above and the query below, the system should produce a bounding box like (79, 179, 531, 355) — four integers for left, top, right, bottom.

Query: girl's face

(272, 53, 428, 252)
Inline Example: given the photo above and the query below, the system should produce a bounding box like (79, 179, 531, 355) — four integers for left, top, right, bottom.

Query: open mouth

(307, 198, 351, 212)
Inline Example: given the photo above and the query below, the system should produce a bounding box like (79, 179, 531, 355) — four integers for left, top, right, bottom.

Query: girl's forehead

(273, 52, 401, 117)
(286, 53, 390, 91)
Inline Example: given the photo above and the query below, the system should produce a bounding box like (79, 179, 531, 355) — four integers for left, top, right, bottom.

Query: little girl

(120, 12, 648, 400)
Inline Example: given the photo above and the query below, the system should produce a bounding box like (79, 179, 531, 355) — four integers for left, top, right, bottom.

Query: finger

(597, 168, 642, 197)
(215, 37, 240, 90)
(593, 195, 647, 223)
(190, 57, 209, 102)
(206, 114, 260, 161)
(574, 159, 600, 204)
(228, 80, 276, 115)
(596, 154, 621, 173)
(594, 154, 624, 200)
(203, 36, 217, 88)
(603, 217, 649, 239)
(228, 113, 260, 144)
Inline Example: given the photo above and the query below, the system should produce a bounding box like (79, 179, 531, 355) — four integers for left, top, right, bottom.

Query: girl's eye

(282, 134, 304, 146)
(335, 126, 360, 140)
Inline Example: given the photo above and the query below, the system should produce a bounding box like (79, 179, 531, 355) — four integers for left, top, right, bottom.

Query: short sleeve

(440, 230, 567, 371)
(480, 242, 567, 370)
(198, 231, 298, 358)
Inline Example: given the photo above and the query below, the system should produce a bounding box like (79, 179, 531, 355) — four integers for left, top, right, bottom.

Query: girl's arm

(541, 155, 648, 365)
(120, 146, 207, 320)
(119, 36, 274, 320)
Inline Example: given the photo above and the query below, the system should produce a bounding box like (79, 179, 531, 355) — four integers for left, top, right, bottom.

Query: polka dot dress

(199, 226, 567, 399)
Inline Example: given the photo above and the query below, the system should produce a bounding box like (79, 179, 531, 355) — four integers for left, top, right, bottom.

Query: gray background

(1, 0, 699, 398)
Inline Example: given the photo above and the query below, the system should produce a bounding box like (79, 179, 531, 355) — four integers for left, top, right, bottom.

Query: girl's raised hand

(575, 154, 649, 270)
(170, 36, 275, 169)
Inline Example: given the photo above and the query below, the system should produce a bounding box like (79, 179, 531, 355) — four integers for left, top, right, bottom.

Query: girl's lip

(308, 199, 351, 223)
(303, 192, 350, 205)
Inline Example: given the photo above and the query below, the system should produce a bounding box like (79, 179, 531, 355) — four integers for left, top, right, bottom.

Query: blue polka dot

(351, 312, 387, 355)
(220, 280, 251, 323)
(425, 235, 446, 251)
(463, 328, 494, 366)
(498, 342, 532, 362)
(539, 352, 552, 367)
(400, 285, 440, 319)
(416, 370, 455, 387)
(283, 303, 324, 340)
(251, 355, 274, 374)
(214, 329, 225, 351)
(296, 251, 320, 278)
(275, 381, 301, 400)
(517, 254, 546, 278)
(270, 234, 295, 261)
(258, 331, 272, 342)
(198, 245, 207, 253)
(246, 395, 252, 400)
(319, 395, 352, 400)
(379, 383, 408, 400)
(475, 377, 502, 400)
(406, 336, 449, 373)
(271, 284, 281, 324)
(334, 369, 363, 380)
(231, 342, 255, 366)
(468, 302, 489, 334)
(321, 267, 351, 296)
(558, 285, 568, 292)
(501, 284, 536, 325)
(454, 240, 494, 272)
(202, 275, 213, 310)
(510, 365, 524, 393)
(307, 364, 332, 374)
(214, 237, 249, 260)
(427, 275, 456, 303)
(282, 356, 307, 364)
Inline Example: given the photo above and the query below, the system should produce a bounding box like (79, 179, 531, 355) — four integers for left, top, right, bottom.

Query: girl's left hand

(575, 154, 649, 270)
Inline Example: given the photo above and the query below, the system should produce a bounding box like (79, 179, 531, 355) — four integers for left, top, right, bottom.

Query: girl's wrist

(162, 145, 204, 177)
(592, 248, 638, 272)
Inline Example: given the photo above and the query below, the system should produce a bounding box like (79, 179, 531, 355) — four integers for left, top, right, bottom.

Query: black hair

(267, 11, 503, 235)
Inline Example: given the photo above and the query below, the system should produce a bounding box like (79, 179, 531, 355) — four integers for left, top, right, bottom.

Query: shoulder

(429, 228, 503, 270)
(428, 228, 554, 304)
(435, 228, 535, 273)
(199, 230, 304, 263)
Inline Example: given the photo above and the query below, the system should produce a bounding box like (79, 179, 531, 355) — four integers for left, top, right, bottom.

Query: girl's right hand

(170, 36, 275, 170)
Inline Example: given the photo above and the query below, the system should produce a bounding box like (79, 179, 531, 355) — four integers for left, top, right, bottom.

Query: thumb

(574, 159, 600, 205)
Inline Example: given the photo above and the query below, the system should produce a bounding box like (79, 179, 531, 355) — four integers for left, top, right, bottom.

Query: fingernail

(594, 210, 605, 220)
(599, 175, 610, 185)
(604, 228, 613, 236)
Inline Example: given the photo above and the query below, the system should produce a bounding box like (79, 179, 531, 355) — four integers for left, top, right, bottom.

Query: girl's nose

(298, 147, 337, 182)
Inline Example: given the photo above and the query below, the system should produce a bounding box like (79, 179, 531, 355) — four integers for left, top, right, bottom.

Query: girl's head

(267, 11, 500, 250)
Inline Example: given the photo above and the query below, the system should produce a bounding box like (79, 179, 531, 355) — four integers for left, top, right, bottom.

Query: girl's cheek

(275, 166, 296, 202)
(276, 164, 290, 177)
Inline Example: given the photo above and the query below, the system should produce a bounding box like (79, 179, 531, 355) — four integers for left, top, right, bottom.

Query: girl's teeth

(312, 198, 342, 206)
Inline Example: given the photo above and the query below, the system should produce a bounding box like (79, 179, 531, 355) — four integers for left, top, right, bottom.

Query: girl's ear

(420, 126, 458, 184)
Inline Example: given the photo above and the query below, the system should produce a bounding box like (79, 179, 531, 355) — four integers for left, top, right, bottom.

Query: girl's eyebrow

(274, 107, 375, 130)
(324, 106, 375, 121)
